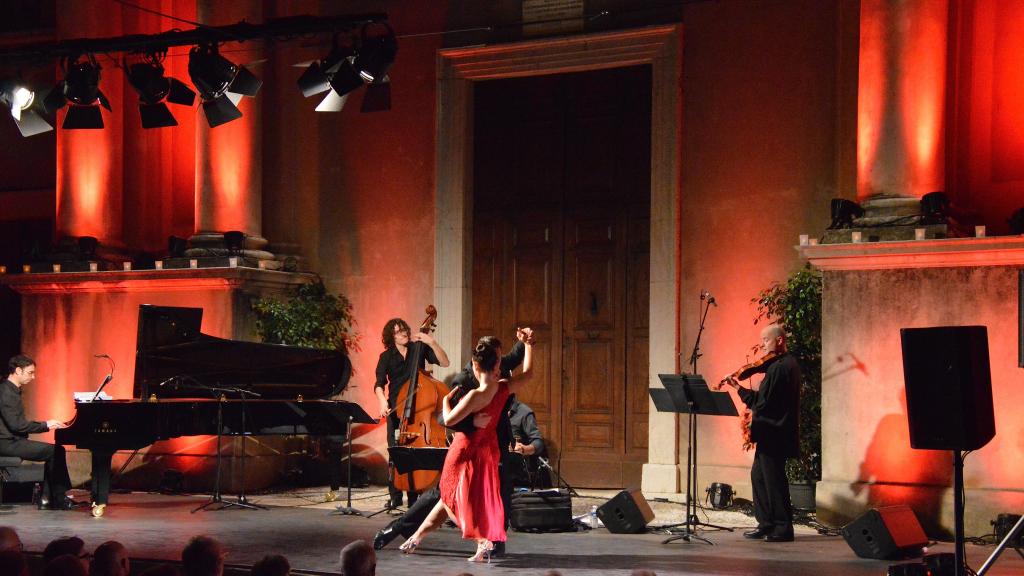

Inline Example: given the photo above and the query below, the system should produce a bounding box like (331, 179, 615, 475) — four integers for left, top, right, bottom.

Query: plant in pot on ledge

(251, 278, 360, 359)
(753, 264, 822, 511)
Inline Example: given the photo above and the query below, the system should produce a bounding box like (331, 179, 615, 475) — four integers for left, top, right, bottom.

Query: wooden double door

(471, 66, 651, 487)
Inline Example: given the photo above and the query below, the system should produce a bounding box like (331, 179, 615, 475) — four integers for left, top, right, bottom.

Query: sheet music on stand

(650, 375, 737, 418)
(650, 373, 738, 545)
(388, 446, 448, 474)
(74, 391, 112, 402)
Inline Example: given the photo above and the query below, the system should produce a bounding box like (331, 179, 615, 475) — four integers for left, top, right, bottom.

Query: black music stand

(651, 374, 738, 545)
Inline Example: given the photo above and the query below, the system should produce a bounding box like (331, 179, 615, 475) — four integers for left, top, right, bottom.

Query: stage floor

(6, 488, 1022, 575)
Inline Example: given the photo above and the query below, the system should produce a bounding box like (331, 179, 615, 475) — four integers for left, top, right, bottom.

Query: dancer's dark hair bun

(472, 340, 499, 372)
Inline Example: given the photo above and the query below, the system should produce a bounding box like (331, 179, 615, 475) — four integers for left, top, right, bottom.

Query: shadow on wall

(852, 390, 951, 539)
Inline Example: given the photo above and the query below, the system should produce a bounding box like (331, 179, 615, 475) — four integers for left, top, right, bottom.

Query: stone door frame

(433, 24, 683, 491)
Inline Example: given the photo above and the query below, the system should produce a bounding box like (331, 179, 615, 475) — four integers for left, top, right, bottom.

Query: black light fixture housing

(54, 55, 111, 130)
(167, 235, 188, 258)
(353, 23, 397, 84)
(77, 236, 99, 259)
(223, 230, 245, 254)
(920, 191, 949, 224)
(0, 79, 53, 137)
(126, 52, 196, 129)
(296, 41, 362, 112)
(188, 43, 262, 127)
(828, 198, 864, 229)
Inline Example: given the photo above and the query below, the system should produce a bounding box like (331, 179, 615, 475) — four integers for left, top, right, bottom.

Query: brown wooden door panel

(472, 66, 650, 488)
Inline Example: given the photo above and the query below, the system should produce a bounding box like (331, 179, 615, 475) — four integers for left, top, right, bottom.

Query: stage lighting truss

(0, 78, 53, 136)
(125, 51, 196, 129)
(45, 54, 112, 130)
(0, 14, 394, 134)
(188, 42, 262, 128)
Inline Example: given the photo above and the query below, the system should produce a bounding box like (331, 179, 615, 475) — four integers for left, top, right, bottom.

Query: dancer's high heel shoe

(468, 541, 493, 563)
(399, 538, 420, 554)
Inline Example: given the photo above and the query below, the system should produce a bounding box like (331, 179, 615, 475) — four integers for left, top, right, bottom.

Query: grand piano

(56, 304, 375, 514)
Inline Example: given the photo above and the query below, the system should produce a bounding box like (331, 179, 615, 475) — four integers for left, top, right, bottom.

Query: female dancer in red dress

(399, 336, 533, 562)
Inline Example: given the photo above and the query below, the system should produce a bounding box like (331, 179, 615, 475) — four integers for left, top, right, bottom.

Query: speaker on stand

(900, 325, 996, 576)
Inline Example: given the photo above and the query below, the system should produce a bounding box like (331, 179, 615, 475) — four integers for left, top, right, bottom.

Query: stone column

(55, 0, 124, 254)
(189, 0, 272, 260)
(857, 0, 949, 200)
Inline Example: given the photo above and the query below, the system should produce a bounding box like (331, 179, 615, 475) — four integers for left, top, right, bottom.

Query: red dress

(440, 380, 509, 542)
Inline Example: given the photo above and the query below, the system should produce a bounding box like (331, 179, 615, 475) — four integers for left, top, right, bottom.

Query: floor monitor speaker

(841, 505, 928, 560)
(596, 488, 654, 534)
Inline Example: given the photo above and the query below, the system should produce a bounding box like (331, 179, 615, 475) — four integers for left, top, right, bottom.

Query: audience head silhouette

(339, 539, 376, 576)
(182, 535, 225, 576)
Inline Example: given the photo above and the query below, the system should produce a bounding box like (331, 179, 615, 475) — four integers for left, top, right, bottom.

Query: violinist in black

(720, 324, 800, 542)
(374, 318, 450, 508)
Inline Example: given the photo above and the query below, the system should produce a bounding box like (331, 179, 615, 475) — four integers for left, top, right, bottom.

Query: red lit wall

(857, 0, 948, 200)
(676, 0, 848, 493)
(954, 0, 1024, 234)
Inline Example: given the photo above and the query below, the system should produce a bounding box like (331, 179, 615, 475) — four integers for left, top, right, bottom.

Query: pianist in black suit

(0, 355, 74, 509)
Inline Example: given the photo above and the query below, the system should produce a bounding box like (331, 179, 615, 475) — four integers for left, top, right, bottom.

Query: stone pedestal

(802, 237, 1024, 536)
(0, 267, 314, 493)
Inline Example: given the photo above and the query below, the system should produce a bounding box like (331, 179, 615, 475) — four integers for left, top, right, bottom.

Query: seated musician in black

(374, 318, 449, 509)
(507, 397, 550, 489)
(373, 329, 533, 554)
(0, 355, 74, 509)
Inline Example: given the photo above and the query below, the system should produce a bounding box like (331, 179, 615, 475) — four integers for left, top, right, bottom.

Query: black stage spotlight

(828, 198, 864, 229)
(920, 191, 949, 224)
(0, 79, 53, 137)
(296, 42, 363, 112)
(78, 236, 99, 259)
(223, 231, 245, 254)
(58, 55, 111, 129)
(353, 23, 397, 84)
(167, 236, 188, 258)
(1009, 208, 1024, 235)
(126, 52, 196, 129)
(188, 43, 262, 127)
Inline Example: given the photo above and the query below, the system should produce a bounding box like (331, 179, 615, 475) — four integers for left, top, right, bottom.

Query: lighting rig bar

(0, 13, 388, 61)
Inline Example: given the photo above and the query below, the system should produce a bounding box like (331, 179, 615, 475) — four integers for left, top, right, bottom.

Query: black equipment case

(509, 489, 574, 532)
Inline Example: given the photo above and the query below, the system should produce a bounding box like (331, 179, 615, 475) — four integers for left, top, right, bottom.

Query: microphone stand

(538, 456, 578, 497)
(190, 384, 263, 512)
(663, 293, 732, 545)
(332, 416, 362, 516)
(219, 387, 266, 511)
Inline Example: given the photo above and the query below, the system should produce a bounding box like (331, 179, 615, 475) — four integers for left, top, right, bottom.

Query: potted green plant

(251, 278, 361, 356)
(753, 264, 822, 510)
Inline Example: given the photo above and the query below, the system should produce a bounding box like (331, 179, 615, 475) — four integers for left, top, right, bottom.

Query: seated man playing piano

(0, 355, 74, 510)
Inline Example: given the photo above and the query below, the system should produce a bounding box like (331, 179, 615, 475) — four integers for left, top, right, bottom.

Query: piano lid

(133, 304, 349, 400)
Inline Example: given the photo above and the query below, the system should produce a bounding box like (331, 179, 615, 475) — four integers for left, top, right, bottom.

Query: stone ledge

(0, 267, 314, 295)
(798, 235, 1024, 270)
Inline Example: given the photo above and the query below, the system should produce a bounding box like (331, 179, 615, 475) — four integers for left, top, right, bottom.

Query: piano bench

(0, 457, 44, 505)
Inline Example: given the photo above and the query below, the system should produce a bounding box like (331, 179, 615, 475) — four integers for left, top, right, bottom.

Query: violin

(716, 350, 782, 388)
(713, 350, 782, 451)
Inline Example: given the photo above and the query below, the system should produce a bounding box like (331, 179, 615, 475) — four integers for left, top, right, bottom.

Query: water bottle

(31, 482, 41, 508)
(589, 505, 599, 529)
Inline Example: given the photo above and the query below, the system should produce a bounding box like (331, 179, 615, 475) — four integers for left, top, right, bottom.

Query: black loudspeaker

(842, 506, 929, 560)
(596, 488, 654, 534)
(900, 326, 995, 450)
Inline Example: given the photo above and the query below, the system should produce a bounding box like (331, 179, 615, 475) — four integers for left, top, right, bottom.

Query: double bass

(391, 305, 449, 493)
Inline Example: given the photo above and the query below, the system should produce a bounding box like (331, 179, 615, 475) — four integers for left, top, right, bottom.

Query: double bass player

(374, 316, 450, 509)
